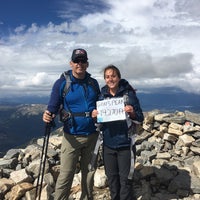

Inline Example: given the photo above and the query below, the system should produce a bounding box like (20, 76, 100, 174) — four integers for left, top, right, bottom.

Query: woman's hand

(124, 105, 135, 119)
(91, 109, 98, 118)
(124, 105, 133, 113)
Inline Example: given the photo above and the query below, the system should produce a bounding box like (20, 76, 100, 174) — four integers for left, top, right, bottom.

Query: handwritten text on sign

(97, 97, 126, 122)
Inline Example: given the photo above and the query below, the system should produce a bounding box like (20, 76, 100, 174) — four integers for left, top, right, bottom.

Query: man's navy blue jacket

(99, 79, 144, 149)
(47, 70, 100, 135)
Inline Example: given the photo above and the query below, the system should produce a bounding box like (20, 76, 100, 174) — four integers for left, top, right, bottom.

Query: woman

(92, 65, 144, 200)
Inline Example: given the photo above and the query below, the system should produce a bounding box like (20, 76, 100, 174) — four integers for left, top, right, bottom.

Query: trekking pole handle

(45, 112, 56, 128)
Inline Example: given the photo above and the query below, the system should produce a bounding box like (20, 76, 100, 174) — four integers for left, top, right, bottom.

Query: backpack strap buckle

(85, 112, 91, 117)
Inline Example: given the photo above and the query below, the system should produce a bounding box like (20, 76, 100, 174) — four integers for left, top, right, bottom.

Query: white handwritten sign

(97, 97, 126, 122)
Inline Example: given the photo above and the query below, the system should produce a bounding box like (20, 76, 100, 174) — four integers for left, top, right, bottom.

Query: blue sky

(0, 0, 200, 98)
(0, 0, 60, 32)
(0, 0, 108, 34)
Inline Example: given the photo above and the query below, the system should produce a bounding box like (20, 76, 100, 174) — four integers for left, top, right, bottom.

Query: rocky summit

(0, 110, 200, 200)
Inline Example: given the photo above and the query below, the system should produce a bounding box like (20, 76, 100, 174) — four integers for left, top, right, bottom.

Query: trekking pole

(88, 123, 103, 171)
(35, 119, 55, 200)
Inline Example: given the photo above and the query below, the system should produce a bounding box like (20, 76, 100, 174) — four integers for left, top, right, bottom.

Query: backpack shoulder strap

(123, 89, 129, 105)
(123, 85, 136, 105)
(87, 77, 99, 95)
(61, 71, 71, 99)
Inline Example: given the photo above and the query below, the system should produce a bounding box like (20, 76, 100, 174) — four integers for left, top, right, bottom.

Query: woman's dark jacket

(99, 79, 144, 149)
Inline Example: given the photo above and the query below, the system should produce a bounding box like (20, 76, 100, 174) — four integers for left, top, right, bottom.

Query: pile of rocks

(0, 110, 200, 200)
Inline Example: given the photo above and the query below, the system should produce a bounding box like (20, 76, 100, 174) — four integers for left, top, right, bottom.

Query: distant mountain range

(138, 91, 200, 113)
(1, 87, 200, 112)
(0, 104, 62, 156)
(0, 87, 199, 156)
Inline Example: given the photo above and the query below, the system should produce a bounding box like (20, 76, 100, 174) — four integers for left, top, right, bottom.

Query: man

(43, 48, 100, 200)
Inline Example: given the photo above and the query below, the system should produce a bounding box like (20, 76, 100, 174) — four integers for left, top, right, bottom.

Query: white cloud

(0, 0, 200, 97)
(17, 72, 49, 87)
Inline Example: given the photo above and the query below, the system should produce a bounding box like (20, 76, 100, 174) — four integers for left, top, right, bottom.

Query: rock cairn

(0, 110, 200, 200)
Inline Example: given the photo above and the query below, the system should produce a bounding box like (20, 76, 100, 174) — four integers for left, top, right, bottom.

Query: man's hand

(43, 110, 55, 123)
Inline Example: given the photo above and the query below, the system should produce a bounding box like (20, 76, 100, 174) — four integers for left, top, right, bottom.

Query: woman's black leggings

(103, 145, 134, 200)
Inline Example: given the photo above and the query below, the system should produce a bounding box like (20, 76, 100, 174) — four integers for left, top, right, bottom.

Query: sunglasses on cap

(73, 59, 88, 64)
